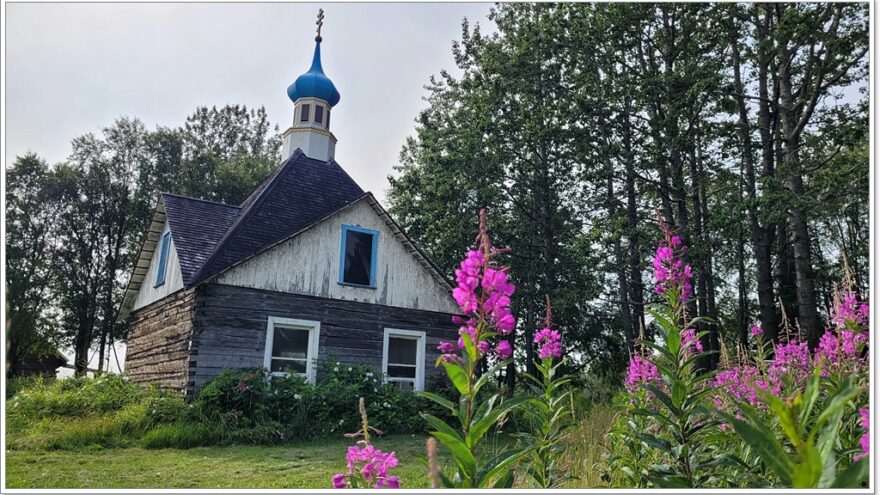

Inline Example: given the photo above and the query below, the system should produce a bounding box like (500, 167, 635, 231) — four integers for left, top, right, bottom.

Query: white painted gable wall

(217, 201, 459, 314)
(132, 224, 185, 311)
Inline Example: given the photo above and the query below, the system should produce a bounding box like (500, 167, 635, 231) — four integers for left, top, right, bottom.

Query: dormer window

(314, 105, 324, 125)
(339, 225, 379, 287)
(300, 104, 311, 122)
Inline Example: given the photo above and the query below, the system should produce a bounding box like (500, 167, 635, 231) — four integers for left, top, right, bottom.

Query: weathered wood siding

(216, 201, 459, 314)
(189, 283, 458, 392)
(133, 223, 184, 311)
(125, 288, 195, 394)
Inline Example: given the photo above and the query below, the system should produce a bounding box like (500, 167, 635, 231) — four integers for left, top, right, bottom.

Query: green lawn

(5, 435, 437, 489)
(5, 405, 617, 489)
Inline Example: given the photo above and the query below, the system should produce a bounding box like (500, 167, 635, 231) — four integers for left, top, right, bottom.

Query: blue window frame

(338, 224, 379, 288)
(155, 230, 171, 287)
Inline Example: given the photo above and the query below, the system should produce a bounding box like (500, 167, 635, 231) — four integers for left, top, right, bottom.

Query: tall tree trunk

(623, 109, 646, 342)
(732, 7, 780, 341)
(776, 30, 823, 346)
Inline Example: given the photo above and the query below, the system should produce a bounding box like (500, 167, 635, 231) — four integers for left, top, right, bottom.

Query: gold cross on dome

(316, 9, 325, 40)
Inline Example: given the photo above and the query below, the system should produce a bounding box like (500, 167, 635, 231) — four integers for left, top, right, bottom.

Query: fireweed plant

(520, 299, 574, 488)
(610, 218, 722, 488)
(332, 398, 400, 489)
(608, 218, 871, 488)
(419, 210, 532, 488)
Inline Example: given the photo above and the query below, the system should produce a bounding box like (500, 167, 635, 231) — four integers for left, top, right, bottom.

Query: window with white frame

(382, 328, 425, 392)
(263, 317, 320, 383)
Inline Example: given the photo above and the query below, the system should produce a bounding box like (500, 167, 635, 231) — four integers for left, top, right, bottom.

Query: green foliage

(724, 371, 867, 488)
(140, 422, 220, 450)
(519, 357, 576, 487)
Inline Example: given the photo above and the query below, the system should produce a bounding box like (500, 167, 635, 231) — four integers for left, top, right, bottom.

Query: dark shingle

(161, 193, 240, 285)
(188, 149, 364, 285)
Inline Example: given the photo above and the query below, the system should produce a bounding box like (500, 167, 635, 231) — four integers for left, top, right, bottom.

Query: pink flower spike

(332, 473, 346, 489)
(495, 340, 513, 359)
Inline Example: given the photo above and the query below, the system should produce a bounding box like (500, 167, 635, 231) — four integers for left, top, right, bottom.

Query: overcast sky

(5, 2, 494, 202)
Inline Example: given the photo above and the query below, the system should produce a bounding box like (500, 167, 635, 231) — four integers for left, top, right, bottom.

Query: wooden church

(118, 21, 459, 396)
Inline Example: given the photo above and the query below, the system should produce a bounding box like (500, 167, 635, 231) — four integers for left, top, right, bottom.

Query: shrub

(194, 367, 271, 422)
(7, 373, 144, 422)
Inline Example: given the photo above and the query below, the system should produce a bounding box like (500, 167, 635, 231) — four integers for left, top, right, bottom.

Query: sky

(5, 2, 495, 202)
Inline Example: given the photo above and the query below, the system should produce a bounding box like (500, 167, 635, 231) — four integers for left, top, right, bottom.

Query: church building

(118, 19, 459, 396)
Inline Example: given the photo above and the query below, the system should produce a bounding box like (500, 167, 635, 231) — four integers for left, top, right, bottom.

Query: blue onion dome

(287, 40, 340, 107)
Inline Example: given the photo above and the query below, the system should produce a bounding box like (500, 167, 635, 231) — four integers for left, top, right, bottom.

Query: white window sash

(382, 328, 426, 391)
(264, 317, 320, 384)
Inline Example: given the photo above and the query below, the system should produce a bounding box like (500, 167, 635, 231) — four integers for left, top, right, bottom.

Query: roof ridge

(160, 192, 240, 209)
(188, 149, 305, 285)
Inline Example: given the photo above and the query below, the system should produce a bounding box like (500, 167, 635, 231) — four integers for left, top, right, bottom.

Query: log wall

(189, 283, 459, 393)
(124, 288, 195, 394)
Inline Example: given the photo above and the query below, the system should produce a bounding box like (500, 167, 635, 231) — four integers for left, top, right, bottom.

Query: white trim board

(263, 316, 321, 384)
(382, 327, 426, 391)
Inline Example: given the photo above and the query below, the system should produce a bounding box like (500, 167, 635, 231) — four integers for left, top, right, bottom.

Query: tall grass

(559, 403, 617, 488)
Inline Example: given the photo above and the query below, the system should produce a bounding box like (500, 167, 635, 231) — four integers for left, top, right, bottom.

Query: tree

(5, 154, 65, 376)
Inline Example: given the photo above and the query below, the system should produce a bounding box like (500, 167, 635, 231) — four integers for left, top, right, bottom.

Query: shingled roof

(188, 149, 364, 285)
(119, 148, 451, 321)
(161, 193, 241, 285)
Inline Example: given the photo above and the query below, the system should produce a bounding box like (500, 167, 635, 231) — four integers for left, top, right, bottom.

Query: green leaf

(637, 433, 673, 455)
(475, 447, 529, 487)
(467, 394, 531, 448)
(473, 359, 511, 395)
(419, 391, 455, 413)
(725, 411, 794, 485)
(791, 443, 822, 488)
(444, 362, 470, 396)
(829, 458, 869, 488)
(423, 414, 464, 443)
(430, 430, 476, 476)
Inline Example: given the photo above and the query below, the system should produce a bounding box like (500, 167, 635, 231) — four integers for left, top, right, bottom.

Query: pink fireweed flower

(446, 210, 518, 362)
(437, 341, 455, 354)
(856, 407, 870, 461)
(750, 325, 764, 337)
(494, 340, 512, 359)
(681, 328, 703, 353)
(534, 328, 563, 359)
(815, 329, 867, 373)
(714, 366, 769, 406)
(338, 445, 400, 488)
(833, 292, 870, 330)
(332, 473, 346, 489)
(768, 340, 811, 392)
(625, 354, 661, 393)
(651, 220, 693, 303)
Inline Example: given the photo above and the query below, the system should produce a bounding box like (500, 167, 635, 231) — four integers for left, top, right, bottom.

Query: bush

(7, 373, 144, 422)
(192, 362, 446, 441)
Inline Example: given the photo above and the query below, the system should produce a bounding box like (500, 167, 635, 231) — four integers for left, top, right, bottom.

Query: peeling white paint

(217, 201, 458, 314)
(132, 227, 184, 311)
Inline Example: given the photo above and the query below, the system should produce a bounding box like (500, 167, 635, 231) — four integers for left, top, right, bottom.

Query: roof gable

(190, 150, 364, 285)
(215, 195, 457, 313)
(162, 193, 240, 285)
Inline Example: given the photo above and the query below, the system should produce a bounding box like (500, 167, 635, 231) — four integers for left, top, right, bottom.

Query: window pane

(314, 105, 324, 124)
(343, 229, 374, 286)
(273, 327, 309, 360)
(271, 359, 307, 374)
(388, 337, 417, 365)
(156, 232, 170, 286)
(326, 110, 330, 128)
(300, 104, 310, 122)
(387, 365, 416, 378)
